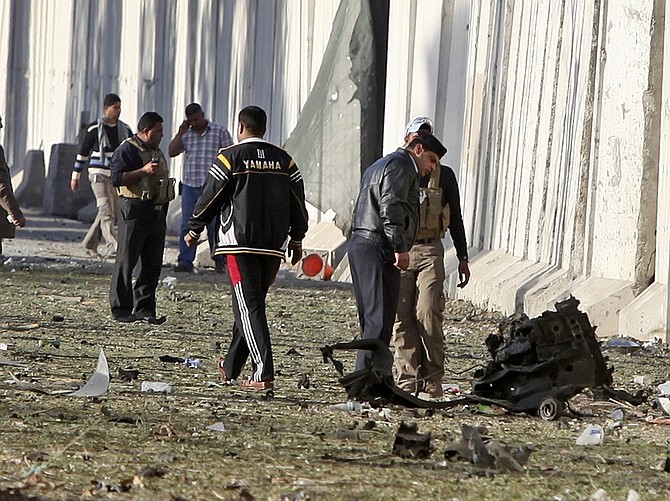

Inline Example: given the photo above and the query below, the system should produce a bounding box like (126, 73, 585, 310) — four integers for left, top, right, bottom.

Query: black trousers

(348, 232, 401, 371)
(221, 253, 280, 382)
(110, 198, 167, 318)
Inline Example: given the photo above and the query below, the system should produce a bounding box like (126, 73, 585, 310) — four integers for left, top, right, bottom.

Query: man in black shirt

(109, 111, 173, 324)
(392, 117, 471, 398)
(349, 131, 447, 371)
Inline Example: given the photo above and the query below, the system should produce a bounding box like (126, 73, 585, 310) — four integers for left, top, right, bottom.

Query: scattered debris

(9, 373, 50, 395)
(444, 424, 532, 472)
(162, 276, 177, 288)
(335, 428, 362, 441)
(609, 408, 624, 421)
(206, 422, 227, 433)
(0, 353, 27, 368)
(392, 422, 431, 459)
(69, 347, 110, 397)
(101, 405, 142, 424)
(603, 338, 640, 353)
(576, 424, 604, 445)
(321, 339, 467, 409)
(118, 366, 140, 382)
(297, 373, 310, 389)
(330, 401, 363, 412)
(141, 381, 174, 394)
(656, 397, 670, 416)
(184, 358, 201, 369)
(658, 381, 670, 396)
(159, 355, 184, 364)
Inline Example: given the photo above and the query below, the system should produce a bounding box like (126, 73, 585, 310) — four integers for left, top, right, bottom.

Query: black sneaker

(172, 263, 193, 273)
(114, 314, 136, 323)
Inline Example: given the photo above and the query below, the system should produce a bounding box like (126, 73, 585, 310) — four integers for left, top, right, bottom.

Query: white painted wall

(458, 0, 669, 340)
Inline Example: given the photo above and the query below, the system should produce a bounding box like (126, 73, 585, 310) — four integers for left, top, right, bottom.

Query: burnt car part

(472, 296, 622, 418)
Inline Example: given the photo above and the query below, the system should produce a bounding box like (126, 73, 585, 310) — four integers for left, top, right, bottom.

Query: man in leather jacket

(349, 132, 447, 370)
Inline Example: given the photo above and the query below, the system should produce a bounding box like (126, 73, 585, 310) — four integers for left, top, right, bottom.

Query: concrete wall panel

(588, 0, 653, 281)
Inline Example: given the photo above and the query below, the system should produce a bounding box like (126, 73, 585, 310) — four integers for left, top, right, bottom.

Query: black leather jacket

(352, 148, 419, 253)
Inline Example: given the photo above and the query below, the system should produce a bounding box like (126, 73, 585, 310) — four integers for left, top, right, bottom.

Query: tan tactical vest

(416, 166, 451, 240)
(117, 136, 175, 205)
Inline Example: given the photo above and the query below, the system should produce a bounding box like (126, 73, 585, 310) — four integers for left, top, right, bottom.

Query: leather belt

(353, 229, 386, 243)
(414, 238, 438, 244)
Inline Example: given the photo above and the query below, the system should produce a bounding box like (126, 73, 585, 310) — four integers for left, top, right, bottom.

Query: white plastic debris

(141, 381, 173, 394)
(633, 375, 649, 385)
(576, 424, 604, 446)
(658, 381, 670, 396)
(162, 276, 177, 288)
(206, 422, 226, 432)
(656, 397, 670, 416)
(69, 347, 110, 397)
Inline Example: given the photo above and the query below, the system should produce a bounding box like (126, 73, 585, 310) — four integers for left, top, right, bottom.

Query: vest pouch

(118, 177, 152, 200)
(153, 177, 176, 205)
(422, 187, 442, 232)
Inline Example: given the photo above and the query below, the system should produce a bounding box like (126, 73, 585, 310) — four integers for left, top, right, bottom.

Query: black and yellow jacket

(188, 137, 309, 259)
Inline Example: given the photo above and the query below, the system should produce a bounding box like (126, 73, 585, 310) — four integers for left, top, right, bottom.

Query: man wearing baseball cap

(392, 116, 471, 398)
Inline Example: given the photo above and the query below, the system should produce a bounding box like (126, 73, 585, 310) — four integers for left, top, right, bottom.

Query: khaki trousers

(392, 240, 446, 392)
(82, 174, 118, 253)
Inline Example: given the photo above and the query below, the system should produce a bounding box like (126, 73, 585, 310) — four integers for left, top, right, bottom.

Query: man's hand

(143, 160, 159, 176)
(287, 241, 302, 266)
(13, 215, 26, 228)
(457, 259, 471, 288)
(183, 233, 198, 247)
(395, 252, 410, 271)
(70, 179, 79, 192)
(177, 120, 190, 135)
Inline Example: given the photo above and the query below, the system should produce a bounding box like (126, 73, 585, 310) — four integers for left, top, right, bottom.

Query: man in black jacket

(186, 105, 308, 391)
(349, 132, 447, 370)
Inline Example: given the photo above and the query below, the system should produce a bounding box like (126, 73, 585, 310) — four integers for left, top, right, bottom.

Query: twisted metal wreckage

(321, 296, 644, 420)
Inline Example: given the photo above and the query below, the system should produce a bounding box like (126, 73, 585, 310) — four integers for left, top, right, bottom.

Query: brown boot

(423, 381, 444, 399)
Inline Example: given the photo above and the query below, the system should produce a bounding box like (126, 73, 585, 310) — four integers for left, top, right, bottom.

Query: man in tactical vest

(392, 117, 471, 398)
(109, 111, 175, 324)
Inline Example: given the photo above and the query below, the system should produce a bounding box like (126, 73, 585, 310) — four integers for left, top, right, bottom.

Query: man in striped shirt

(168, 103, 233, 273)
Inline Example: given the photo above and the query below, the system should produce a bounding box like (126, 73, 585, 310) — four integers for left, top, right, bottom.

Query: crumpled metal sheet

(69, 347, 109, 397)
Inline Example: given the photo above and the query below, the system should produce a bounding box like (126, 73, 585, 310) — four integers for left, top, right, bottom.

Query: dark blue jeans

(348, 232, 401, 371)
(178, 183, 222, 269)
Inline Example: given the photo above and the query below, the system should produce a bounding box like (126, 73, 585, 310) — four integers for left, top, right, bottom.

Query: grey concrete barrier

(14, 150, 45, 208)
(43, 143, 94, 218)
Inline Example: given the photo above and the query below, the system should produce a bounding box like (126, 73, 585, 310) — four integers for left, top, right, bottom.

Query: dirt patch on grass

(1, 261, 670, 500)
